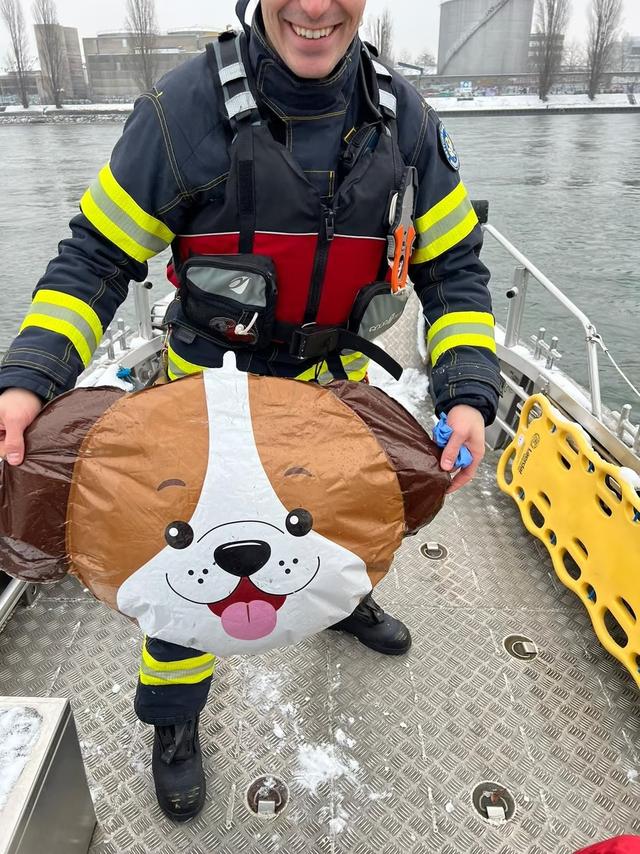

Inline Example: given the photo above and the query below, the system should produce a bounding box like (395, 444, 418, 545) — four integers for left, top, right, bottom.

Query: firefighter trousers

(134, 636, 216, 725)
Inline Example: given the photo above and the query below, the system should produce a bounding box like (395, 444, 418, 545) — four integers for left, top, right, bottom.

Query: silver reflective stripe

(218, 61, 247, 85)
(372, 60, 392, 78)
(88, 178, 170, 255)
(415, 194, 475, 252)
(139, 659, 214, 684)
(226, 90, 258, 119)
(316, 368, 335, 385)
(27, 301, 100, 352)
(378, 89, 397, 116)
(343, 355, 370, 377)
(167, 352, 203, 379)
(427, 322, 496, 355)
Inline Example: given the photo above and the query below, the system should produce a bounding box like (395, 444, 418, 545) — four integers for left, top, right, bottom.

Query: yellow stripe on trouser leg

(139, 640, 216, 686)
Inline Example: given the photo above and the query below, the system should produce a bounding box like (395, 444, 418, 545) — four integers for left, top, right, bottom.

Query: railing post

(134, 282, 153, 341)
(586, 329, 603, 419)
(504, 266, 529, 348)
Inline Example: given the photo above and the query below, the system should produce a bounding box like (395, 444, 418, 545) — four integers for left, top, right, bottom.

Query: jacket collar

(247, 9, 361, 118)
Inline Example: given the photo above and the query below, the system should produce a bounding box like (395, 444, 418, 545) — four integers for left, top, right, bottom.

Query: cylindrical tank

(438, 0, 535, 76)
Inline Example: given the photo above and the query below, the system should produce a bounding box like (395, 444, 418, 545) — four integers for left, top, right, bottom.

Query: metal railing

(483, 222, 604, 420)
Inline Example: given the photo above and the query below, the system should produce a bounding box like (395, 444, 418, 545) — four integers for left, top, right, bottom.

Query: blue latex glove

(432, 413, 473, 470)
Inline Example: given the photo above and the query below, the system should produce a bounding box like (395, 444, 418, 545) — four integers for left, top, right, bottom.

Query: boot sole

(328, 627, 412, 656)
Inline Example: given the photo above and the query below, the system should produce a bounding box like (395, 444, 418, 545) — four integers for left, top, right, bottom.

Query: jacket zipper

(303, 206, 335, 324)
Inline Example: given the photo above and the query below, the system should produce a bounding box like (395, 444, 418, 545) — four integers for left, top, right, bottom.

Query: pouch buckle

(290, 325, 340, 360)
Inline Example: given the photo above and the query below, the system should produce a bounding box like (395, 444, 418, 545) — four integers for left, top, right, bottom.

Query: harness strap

(273, 321, 403, 380)
(370, 58, 397, 120)
(211, 36, 259, 128)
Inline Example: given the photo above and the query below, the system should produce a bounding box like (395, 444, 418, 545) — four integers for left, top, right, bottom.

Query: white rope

(601, 345, 640, 401)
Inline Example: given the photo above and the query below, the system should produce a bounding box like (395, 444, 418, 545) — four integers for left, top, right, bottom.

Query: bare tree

(1, 0, 31, 107)
(32, 0, 64, 107)
(562, 39, 587, 69)
(586, 0, 623, 99)
(415, 48, 436, 70)
(534, 0, 571, 101)
(125, 0, 159, 93)
(366, 8, 394, 65)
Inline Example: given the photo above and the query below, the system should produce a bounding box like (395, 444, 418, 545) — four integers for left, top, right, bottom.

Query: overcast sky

(2, 0, 640, 67)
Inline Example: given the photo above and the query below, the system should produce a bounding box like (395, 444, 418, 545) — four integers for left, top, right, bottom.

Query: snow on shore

(2, 92, 635, 118)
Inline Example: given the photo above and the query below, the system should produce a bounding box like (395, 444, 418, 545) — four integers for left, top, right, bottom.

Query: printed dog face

(0, 362, 449, 655)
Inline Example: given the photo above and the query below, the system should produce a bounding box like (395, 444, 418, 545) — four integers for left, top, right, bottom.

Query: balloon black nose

(213, 540, 271, 576)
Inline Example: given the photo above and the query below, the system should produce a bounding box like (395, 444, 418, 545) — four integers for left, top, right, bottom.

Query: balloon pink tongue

(220, 600, 278, 640)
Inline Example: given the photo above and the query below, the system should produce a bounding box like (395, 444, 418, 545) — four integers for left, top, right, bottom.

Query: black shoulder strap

(360, 44, 397, 124)
(206, 32, 259, 253)
(207, 32, 261, 133)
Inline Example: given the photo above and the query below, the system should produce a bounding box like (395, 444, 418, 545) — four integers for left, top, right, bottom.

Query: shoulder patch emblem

(438, 122, 460, 171)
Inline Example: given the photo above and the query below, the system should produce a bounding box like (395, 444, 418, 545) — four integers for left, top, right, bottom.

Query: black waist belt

(274, 321, 403, 380)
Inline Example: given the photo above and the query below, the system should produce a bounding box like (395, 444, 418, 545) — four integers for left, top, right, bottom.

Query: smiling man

(0, 0, 502, 822)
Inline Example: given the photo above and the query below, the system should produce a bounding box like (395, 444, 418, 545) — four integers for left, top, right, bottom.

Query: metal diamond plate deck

(1, 445, 639, 854)
(2, 303, 639, 853)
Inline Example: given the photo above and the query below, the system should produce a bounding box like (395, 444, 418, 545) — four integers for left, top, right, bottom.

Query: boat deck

(1, 442, 638, 853)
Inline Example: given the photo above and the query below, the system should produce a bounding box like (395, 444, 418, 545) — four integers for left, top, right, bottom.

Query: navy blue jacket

(0, 28, 502, 423)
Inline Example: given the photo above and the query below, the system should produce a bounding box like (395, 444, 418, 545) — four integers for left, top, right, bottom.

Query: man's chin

(285, 53, 342, 80)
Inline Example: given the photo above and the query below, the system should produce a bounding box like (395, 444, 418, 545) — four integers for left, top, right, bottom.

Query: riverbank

(1, 93, 638, 123)
(426, 92, 639, 116)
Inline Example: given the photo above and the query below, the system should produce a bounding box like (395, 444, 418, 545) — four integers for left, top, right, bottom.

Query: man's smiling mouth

(288, 22, 340, 40)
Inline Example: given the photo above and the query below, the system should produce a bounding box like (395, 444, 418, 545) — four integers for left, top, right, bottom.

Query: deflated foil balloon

(0, 362, 449, 655)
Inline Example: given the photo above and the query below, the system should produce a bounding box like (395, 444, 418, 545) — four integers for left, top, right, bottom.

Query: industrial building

(438, 0, 535, 76)
(83, 28, 223, 101)
(34, 24, 89, 102)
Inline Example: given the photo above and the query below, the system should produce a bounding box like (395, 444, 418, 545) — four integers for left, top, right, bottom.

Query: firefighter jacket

(0, 22, 502, 424)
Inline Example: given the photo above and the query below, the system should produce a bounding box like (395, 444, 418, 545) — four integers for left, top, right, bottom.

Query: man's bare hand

(439, 404, 485, 495)
(0, 388, 43, 466)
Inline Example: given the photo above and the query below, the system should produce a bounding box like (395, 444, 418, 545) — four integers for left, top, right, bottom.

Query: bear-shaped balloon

(0, 362, 449, 655)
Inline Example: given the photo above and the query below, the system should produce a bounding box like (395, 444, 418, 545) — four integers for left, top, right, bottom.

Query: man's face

(261, 0, 366, 79)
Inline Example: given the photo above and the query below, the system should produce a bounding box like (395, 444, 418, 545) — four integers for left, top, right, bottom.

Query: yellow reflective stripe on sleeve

(99, 164, 174, 245)
(428, 310, 494, 341)
(19, 314, 93, 366)
(166, 343, 205, 380)
(81, 188, 155, 263)
(412, 181, 479, 264)
(33, 289, 103, 348)
(415, 181, 467, 234)
(427, 311, 496, 367)
(412, 208, 478, 264)
(430, 333, 496, 366)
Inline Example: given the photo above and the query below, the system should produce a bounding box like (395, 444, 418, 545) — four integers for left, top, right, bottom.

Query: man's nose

(214, 540, 271, 576)
(298, 0, 334, 20)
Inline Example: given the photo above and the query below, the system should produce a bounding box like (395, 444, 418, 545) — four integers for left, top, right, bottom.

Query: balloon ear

(326, 382, 449, 534)
(0, 387, 124, 582)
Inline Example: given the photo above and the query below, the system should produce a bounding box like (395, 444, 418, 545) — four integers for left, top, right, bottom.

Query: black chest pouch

(179, 255, 278, 349)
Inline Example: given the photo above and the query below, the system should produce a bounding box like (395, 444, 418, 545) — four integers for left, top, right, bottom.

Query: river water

(0, 113, 638, 411)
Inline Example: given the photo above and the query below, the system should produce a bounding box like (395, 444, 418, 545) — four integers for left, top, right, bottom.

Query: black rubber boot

(328, 593, 412, 655)
(152, 716, 205, 822)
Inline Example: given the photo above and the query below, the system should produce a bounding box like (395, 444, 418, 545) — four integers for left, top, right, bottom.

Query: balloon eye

(165, 521, 194, 549)
(286, 509, 313, 537)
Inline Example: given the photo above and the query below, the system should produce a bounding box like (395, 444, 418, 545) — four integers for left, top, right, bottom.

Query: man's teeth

(291, 24, 335, 40)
